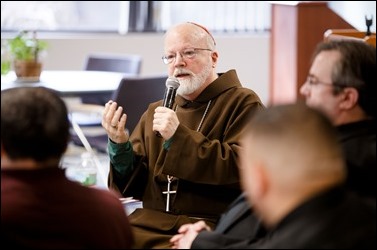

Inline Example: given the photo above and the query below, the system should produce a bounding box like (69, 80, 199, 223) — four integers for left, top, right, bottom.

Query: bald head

(244, 103, 345, 182)
(164, 22, 216, 51)
(240, 103, 346, 226)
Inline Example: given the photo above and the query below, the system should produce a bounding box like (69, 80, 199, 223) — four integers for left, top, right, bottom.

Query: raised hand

(102, 100, 129, 143)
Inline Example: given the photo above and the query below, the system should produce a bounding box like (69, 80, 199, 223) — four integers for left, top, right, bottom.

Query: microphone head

(166, 77, 180, 89)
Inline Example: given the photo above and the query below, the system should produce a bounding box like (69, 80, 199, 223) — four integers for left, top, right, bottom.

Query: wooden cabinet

(269, 2, 354, 105)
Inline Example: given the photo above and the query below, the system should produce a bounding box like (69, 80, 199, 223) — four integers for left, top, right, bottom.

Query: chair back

(112, 75, 167, 134)
(84, 53, 142, 75)
(81, 53, 142, 105)
(69, 74, 167, 152)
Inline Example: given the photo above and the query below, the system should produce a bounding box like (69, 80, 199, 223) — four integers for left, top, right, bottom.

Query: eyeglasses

(162, 48, 212, 65)
(305, 76, 334, 87)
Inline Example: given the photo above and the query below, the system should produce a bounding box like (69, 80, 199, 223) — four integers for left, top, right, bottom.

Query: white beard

(176, 63, 212, 96)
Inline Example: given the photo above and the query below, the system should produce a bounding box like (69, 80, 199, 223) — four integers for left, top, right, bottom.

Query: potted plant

(7, 30, 48, 81)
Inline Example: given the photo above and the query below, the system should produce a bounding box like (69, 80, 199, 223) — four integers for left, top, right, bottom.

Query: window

(1, 1, 122, 32)
(1, 1, 271, 34)
(157, 1, 271, 32)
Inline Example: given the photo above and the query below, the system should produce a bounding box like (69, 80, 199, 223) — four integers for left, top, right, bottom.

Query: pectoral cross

(162, 175, 176, 212)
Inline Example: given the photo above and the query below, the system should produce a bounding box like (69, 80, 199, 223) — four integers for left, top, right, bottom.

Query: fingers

(177, 223, 193, 233)
(153, 107, 179, 139)
(111, 106, 123, 128)
(170, 234, 183, 244)
(103, 100, 123, 129)
(170, 227, 198, 249)
(102, 100, 116, 127)
(117, 113, 127, 131)
(193, 221, 211, 231)
(102, 100, 113, 125)
(102, 100, 129, 143)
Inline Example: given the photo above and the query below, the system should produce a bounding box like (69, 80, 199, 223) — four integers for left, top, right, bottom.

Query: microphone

(155, 77, 180, 137)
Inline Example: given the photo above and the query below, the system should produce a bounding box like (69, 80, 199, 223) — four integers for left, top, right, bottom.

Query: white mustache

(174, 69, 194, 77)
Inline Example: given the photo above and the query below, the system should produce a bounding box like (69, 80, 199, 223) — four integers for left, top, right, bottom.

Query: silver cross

(162, 176, 176, 212)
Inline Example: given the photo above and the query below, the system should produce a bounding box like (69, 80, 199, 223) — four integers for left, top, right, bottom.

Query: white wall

(41, 33, 271, 105)
(328, 1, 376, 33)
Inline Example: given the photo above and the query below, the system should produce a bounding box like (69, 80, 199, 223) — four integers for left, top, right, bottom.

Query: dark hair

(1, 87, 70, 161)
(312, 40, 376, 117)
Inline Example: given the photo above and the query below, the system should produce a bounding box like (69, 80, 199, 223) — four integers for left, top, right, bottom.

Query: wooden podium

(269, 2, 355, 105)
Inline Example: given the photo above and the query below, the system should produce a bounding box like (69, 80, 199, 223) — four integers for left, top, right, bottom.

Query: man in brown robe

(102, 22, 264, 248)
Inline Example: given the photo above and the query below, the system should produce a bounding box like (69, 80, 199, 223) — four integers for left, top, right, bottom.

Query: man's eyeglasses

(162, 48, 212, 65)
(305, 76, 347, 92)
(305, 76, 333, 87)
